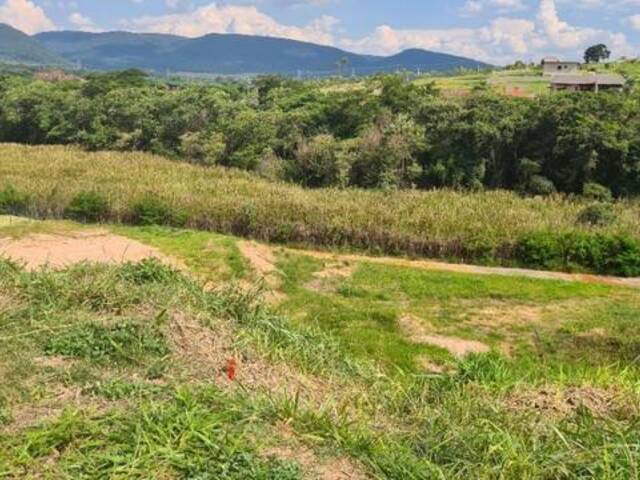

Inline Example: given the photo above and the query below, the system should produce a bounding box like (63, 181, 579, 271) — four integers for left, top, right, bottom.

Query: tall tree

(584, 44, 611, 64)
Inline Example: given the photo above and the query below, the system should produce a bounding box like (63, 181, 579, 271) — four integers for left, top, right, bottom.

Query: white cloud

(123, 3, 338, 45)
(630, 14, 640, 30)
(0, 0, 55, 34)
(69, 12, 101, 32)
(343, 0, 636, 64)
(116, 0, 637, 65)
(462, 0, 527, 16)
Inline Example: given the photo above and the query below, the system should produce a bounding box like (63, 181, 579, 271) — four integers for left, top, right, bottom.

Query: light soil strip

(398, 315, 489, 358)
(237, 241, 287, 303)
(286, 247, 640, 289)
(0, 230, 180, 270)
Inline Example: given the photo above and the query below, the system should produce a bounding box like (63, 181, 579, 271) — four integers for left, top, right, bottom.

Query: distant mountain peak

(30, 28, 491, 76)
(0, 23, 68, 66)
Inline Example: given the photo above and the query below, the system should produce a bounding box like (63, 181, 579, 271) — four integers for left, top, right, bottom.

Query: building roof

(550, 73, 626, 86)
(542, 58, 580, 65)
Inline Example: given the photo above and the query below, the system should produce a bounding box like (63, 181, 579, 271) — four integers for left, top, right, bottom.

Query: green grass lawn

(2, 220, 640, 478)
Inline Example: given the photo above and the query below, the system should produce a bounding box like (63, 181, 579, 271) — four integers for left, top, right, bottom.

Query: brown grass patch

(505, 386, 636, 418)
(0, 230, 180, 271)
(167, 312, 331, 402)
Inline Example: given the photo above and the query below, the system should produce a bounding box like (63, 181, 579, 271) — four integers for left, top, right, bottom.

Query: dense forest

(1, 69, 639, 197)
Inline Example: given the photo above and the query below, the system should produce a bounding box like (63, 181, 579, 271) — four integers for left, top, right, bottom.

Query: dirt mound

(0, 231, 178, 271)
(398, 315, 489, 358)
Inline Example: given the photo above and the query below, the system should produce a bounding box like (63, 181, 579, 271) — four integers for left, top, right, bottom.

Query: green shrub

(64, 191, 110, 223)
(0, 185, 29, 215)
(526, 175, 556, 196)
(129, 195, 186, 227)
(514, 232, 564, 270)
(515, 232, 640, 276)
(583, 182, 612, 202)
(577, 203, 617, 227)
(45, 321, 169, 364)
(117, 258, 181, 285)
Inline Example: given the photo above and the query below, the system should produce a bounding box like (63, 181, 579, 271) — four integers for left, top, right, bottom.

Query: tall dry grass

(2, 143, 640, 261)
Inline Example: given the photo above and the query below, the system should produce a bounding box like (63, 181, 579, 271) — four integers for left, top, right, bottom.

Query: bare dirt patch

(238, 241, 285, 302)
(464, 302, 544, 328)
(238, 241, 279, 283)
(506, 386, 633, 418)
(398, 314, 489, 358)
(32, 356, 72, 369)
(2, 385, 82, 434)
(417, 356, 450, 374)
(0, 230, 179, 271)
(305, 261, 355, 293)
(264, 423, 366, 480)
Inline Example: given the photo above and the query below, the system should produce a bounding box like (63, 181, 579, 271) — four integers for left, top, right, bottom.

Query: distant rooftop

(542, 58, 581, 65)
(550, 73, 626, 86)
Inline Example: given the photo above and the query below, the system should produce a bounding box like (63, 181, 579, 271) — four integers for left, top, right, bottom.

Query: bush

(129, 195, 186, 227)
(583, 183, 612, 202)
(0, 185, 29, 215)
(577, 203, 617, 227)
(526, 175, 556, 196)
(514, 232, 564, 270)
(515, 232, 640, 277)
(64, 191, 110, 223)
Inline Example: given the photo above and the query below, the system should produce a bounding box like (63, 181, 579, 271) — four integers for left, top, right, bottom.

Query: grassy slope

(2, 144, 640, 268)
(2, 220, 640, 478)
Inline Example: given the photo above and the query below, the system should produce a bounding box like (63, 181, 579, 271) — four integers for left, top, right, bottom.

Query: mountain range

(1, 23, 491, 76)
(0, 23, 68, 66)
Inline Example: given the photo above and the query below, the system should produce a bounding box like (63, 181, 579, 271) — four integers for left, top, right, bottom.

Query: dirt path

(0, 230, 180, 270)
(287, 247, 640, 289)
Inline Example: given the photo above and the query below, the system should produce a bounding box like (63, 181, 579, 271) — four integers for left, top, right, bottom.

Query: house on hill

(550, 73, 626, 92)
(541, 57, 581, 75)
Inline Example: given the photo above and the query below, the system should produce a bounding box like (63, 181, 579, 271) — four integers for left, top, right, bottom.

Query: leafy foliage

(0, 70, 638, 195)
(129, 195, 186, 227)
(64, 191, 110, 222)
(0, 185, 29, 215)
(45, 321, 169, 364)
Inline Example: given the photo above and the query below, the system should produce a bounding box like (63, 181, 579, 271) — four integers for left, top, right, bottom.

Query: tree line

(1, 69, 639, 197)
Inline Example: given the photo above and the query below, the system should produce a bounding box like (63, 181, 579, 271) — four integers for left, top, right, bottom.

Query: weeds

(64, 191, 110, 223)
(44, 321, 169, 364)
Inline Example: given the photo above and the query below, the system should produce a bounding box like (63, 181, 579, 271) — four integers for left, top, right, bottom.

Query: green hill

(34, 30, 491, 75)
(0, 23, 68, 66)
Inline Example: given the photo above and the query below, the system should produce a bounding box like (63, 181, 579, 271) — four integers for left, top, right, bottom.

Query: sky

(0, 0, 639, 64)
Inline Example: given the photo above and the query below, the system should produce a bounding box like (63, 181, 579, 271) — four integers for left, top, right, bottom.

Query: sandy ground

(0, 230, 178, 270)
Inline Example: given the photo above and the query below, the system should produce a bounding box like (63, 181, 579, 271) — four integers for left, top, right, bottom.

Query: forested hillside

(0, 69, 639, 197)
(34, 30, 490, 75)
(0, 24, 68, 66)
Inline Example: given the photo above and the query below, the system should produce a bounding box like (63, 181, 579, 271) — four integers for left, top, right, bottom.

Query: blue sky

(1, 0, 639, 63)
